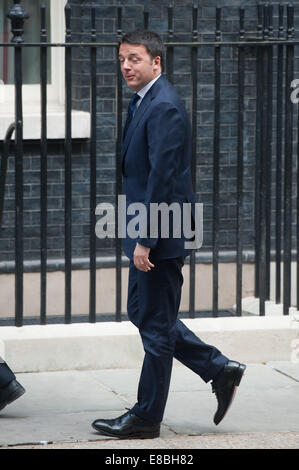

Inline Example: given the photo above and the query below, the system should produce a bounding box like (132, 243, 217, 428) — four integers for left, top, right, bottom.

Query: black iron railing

(0, 1, 298, 325)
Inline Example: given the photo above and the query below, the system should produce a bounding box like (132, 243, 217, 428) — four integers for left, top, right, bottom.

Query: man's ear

(153, 56, 161, 71)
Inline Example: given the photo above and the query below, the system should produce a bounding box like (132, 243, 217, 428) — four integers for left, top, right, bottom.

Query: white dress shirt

(135, 74, 161, 111)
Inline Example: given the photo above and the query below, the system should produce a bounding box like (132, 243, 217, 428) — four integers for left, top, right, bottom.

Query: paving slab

(267, 361, 299, 382)
(89, 363, 210, 394)
(161, 363, 299, 435)
(10, 370, 126, 416)
(0, 362, 298, 448)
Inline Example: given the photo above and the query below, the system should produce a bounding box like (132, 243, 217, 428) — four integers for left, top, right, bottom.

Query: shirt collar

(137, 74, 161, 101)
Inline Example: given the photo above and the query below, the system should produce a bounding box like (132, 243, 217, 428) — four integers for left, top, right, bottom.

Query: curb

(0, 315, 298, 373)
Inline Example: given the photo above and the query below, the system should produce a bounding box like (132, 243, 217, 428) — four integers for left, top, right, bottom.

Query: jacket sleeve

(137, 101, 186, 249)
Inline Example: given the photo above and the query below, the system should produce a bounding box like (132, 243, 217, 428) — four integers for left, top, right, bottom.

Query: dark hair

(119, 29, 165, 72)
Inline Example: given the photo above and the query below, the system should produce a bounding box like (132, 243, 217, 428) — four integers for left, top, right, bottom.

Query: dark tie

(123, 93, 140, 139)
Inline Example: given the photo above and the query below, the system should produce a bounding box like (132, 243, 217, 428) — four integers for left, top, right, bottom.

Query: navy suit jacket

(121, 74, 196, 260)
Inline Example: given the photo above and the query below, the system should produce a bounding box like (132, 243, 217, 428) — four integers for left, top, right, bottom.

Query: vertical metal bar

(166, 2, 174, 84)
(296, 11, 299, 312)
(254, 4, 263, 298)
(263, 3, 269, 39)
(257, 3, 263, 41)
(236, 8, 245, 317)
(143, 7, 149, 30)
(7, 1, 29, 327)
(189, 1, 198, 319)
(297, 88, 299, 311)
(283, 4, 294, 315)
(14, 45, 24, 327)
(89, 3, 97, 323)
(259, 4, 269, 316)
(265, 3, 273, 301)
(64, 3, 72, 323)
(115, 6, 123, 322)
(268, 3, 274, 39)
(3, 20, 8, 83)
(40, 4, 48, 325)
(291, 7, 296, 309)
(212, 7, 221, 318)
(275, 4, 284, 304)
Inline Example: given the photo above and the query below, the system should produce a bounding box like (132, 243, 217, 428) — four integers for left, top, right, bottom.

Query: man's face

(118, 43, 161, 92)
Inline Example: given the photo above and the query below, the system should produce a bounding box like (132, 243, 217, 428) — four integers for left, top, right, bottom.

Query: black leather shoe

(92, 410, 160, 439)
(211, 360, 246, 425)
(0, 379, 26, 411)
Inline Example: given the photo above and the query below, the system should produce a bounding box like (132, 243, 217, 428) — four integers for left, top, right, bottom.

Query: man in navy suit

(92, 30, 246, 439)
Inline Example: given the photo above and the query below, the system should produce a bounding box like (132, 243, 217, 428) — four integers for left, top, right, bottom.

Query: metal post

(167, 2, 174, 84)
(188, 1, 198, 319)
(254, 3, 263, 299)
(115, 6, 123, 322)
(266, 3, 273, 301)
(89, 3, 97, 323)
(143, 7, 149, 29)
(259, 3, 270, 316)
(236, 7, 245, 316)
(40, 4, 48, 325)
(275, 3, 285, 304)
(64, 3, 72, 323)
(7, 0, 29, 327)
(212, 7, 221, 318)
(283, 4, 294, 315)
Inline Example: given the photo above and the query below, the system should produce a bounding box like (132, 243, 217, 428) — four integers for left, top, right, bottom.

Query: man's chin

(126, 80, 138, 90)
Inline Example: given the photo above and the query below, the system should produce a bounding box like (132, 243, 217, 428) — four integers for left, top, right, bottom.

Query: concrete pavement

(0, 361, 298, 449)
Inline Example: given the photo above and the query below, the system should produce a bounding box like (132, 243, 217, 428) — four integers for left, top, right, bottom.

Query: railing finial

(6, 0, 29, 44)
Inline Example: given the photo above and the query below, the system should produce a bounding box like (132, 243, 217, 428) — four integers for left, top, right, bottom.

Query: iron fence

(0, 1, 298, 325)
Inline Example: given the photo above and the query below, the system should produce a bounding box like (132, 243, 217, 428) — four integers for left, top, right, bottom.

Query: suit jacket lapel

(121, 75, 166, 161)
(121, 91, 152, 159)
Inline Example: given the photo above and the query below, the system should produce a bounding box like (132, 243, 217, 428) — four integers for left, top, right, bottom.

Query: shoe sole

(0, 385, 26, 412)
(214, 363, 246, 425)
(91, 423, 160, 440)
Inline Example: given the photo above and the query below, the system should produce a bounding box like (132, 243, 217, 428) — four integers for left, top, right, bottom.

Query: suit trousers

(127, 255, 229, 423)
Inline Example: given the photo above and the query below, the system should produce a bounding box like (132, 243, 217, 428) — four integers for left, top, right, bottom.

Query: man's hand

(133, 243, 155, 272)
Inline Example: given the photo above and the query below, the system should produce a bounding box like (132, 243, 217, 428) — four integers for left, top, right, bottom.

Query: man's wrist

(136, 237, 157, 249)
(136, 242, 150, 251)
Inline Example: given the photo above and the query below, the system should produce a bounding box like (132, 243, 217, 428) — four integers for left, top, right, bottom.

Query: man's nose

(122, 59, 131, 70)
